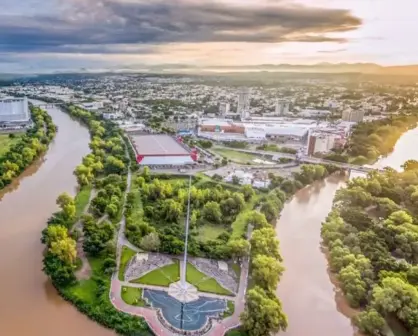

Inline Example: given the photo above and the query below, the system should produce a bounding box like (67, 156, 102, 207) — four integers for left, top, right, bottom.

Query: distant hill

(202, 63, 418, 76)
(3, 63, 418, 78)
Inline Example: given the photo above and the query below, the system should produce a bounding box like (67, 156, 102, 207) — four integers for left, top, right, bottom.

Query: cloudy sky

(0, 0, 417, 72)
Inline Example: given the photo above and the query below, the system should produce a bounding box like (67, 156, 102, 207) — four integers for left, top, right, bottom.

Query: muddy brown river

(0, 102, 416, 336)
(276, 127, 418, 336)
(0, 104, 114, 336)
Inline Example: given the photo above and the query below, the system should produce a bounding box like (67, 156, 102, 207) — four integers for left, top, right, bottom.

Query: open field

(197, 224, 228, 242)
(212, 147, 261, 164)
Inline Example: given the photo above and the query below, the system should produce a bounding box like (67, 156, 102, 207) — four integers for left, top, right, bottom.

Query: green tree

(402, 160, 418, 171)
(56, 193, 76, 222)
(202, 201, 222, 224)
(50, 237, 77, 265)
(353, 309, 386, 336)
(250, 227, 281, 260)
(241, 184, 255, 201)
(245, 211, 269, 229)
(227, 239, 250, 260)
(252, 254, 284, 291)
(140, 232, 161, 252)
(42, 225, 68, 246)
(142, 166, 151, 182)
(241, 286, 288, 336)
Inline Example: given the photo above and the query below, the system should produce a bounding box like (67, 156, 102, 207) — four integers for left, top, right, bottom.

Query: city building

(342, 109, 365, 122)
(299, 109, 331, 118)
(0, 97, 30, 127)
(306, 131, 341, 155)
(237, 88, 250, 120)
(79, 101, 104, 111)
(219, 102, 230, 116)
(275, 99, 290, 116)
(129, 134, 198, 166)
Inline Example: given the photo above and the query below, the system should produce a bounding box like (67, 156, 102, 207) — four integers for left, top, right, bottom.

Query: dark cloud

(0, 0, 362, 53)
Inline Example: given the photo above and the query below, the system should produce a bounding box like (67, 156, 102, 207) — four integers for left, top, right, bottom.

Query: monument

(168, 176, 200, 303)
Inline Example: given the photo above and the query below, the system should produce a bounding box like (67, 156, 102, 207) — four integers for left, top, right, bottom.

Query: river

(276, 127, 418, 336)
(0, 104, 114, 336)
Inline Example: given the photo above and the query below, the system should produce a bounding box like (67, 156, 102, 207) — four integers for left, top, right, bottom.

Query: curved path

(109, 141, 251, 335)
(73, 189, 97, 280)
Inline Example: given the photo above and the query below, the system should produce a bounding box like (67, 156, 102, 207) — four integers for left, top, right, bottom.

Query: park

(39, 104, 342, 336)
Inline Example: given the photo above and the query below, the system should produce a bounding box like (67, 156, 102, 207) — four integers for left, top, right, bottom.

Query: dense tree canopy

(348, 114, 418, 163)
(322, 166, 418, 334)
(0, 105, 56, 189)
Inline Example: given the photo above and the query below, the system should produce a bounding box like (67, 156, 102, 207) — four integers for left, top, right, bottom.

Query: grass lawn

(222, 301, 235, 318)
(121, 286, 146, 306)
(74, 186, 92, 217)
(70, 279, 97, 304)
(197, 224, 228, 242)
(131, 260, 180, 286)
(186, 263, 233, 296)
(0, 134, 22, 157)
(118, 246, 137, 281)
(231, 195, 260, 239)
(212, 148, 260, 164)
(130, 189, 144, 223)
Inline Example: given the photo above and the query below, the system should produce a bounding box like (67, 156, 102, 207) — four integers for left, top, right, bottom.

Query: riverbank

(0, 103, 117, 336)
(322, 167, 418, 336)
(324, 113, 418, 166)
(0, 105, 56, 190)
(40, 103, 152, 336)
(319, 127, 418, 336)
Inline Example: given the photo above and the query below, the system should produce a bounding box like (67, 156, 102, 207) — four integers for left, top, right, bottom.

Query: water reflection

(0, 106, 114, 336)
(276, 128, 418, 336)
(0, 156, 45, 202)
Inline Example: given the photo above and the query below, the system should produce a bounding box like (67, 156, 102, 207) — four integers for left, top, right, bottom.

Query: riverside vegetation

(40, 104, 151, 335)
(322, 162, 418, 336)
(0, 105, 56, 190)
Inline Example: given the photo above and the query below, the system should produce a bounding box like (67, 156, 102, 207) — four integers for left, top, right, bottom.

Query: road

(222, 147, 383, 173)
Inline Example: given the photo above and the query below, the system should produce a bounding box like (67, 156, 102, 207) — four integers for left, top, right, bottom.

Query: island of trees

(0, 105, 56, 190)
(322, 162, 418, 336)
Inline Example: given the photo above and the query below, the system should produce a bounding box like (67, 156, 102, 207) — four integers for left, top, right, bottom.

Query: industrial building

(198, 118, 313, 143)
(129, 134, 198, 166)
(306, 131, 345, 155)
(0, 97, 30, 127)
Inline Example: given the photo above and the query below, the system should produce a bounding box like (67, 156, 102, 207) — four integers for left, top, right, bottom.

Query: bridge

(214, 147, 384, 174)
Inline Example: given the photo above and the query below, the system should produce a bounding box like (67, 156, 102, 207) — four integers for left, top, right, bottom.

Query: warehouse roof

(130, 134, 189, 156)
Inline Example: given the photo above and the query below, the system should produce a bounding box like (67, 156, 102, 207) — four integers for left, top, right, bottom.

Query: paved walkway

(109, 141, 252, 335)
(73, 189, 97, 280)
